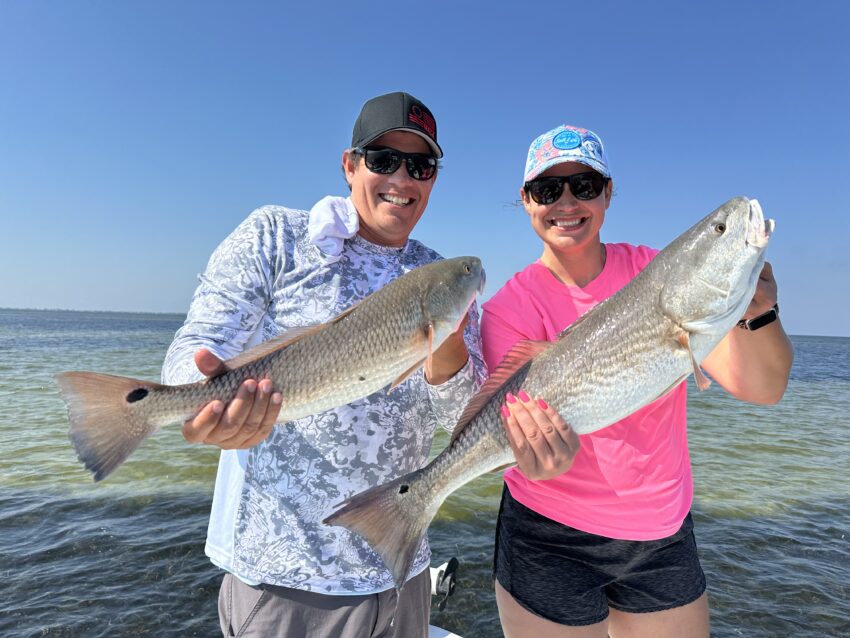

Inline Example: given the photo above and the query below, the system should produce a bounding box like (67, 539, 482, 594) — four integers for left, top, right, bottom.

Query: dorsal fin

(222, 300, 365, 371)
(449, 340, 552, 444)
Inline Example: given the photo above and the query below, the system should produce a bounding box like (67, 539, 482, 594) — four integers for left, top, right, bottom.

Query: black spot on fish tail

(399, 484, 409, 494)
(126, 388, 149, 403)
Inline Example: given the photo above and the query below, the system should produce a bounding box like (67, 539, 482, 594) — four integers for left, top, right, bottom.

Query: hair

(341, 148, 362, 191)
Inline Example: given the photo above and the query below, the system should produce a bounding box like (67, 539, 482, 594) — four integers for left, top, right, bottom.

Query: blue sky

(1, 1, 848, 336)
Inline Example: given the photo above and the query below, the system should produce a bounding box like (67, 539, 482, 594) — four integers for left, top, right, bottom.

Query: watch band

(737, 303, 779, 331)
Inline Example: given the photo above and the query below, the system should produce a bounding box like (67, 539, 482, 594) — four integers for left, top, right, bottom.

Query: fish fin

(389, 357, 428, 391)
(424, 323, 435, 382)
(221, 326, 320, 371)
(677, 332, 712, 391)
(450, 340, 551, 444)
(55, 371, 167, 481)
(222, 301, 367, 371)
(323, 468, 433, 591)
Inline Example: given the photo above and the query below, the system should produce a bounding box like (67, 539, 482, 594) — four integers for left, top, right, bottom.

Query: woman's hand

(182, 349, 283, 449)
(501, 391, 580, 480)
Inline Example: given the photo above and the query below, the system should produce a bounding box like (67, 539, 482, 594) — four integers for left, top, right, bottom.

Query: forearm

(425, 329, 470, 385)
(704, 320, 794, 404)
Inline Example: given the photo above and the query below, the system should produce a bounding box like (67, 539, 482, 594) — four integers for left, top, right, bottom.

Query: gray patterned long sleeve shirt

(162, 205, 486, 594)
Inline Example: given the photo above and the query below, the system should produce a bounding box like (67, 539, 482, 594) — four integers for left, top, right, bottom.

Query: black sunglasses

(524, 171, 609, 205)
(353, 146, 438, 181)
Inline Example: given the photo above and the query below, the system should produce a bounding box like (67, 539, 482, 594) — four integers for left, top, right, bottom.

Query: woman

(481, 125, 793, 638)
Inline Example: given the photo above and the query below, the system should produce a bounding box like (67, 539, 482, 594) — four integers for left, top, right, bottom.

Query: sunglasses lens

(570, 172, 605, 200)
(406, 156, 437, 180)
(529, 178, 564, 205)
(363, 148, 401, 174)
(526, 172, 607, 204)
(361, 148, 436, 180)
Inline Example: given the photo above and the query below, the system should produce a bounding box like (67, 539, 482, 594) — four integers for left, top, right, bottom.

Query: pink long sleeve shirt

(480, 243, 693, 540)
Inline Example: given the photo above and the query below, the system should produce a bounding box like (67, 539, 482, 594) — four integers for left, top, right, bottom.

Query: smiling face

(343, 130, 437, 247)
(521, 161, 613, 258)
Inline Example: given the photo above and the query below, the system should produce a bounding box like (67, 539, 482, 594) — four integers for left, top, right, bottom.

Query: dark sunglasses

(353, 146, 438, 181)
(523, 171, 610, 205)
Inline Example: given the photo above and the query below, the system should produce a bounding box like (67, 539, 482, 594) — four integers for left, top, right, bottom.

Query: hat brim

(359, 127, 443, 159)
(525, 156, 610, 182)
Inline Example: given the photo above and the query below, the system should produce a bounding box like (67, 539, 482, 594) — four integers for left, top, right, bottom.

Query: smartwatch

(737, 303, 779, 331)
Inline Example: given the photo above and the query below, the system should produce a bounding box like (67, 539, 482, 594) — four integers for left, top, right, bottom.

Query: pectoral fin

(677, 332, 712, 391)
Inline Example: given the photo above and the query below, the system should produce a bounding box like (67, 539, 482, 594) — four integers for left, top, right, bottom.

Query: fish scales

(324, 197, 774, 589)
(56, 257, 485, 481)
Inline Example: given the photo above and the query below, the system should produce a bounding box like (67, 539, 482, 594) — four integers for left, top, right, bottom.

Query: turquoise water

(1, 308, 848, 637)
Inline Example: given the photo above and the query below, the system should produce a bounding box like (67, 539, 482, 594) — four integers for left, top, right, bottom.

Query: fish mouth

(746, 199, 774, 248)
(477, 269, 487, 296)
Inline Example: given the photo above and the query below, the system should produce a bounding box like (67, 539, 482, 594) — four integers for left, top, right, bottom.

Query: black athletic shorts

(493, 485, 706, 626)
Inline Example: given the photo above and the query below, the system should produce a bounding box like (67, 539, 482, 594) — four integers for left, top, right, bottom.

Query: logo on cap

(552, 130, 581, 150)
(408, 105, 436, 138)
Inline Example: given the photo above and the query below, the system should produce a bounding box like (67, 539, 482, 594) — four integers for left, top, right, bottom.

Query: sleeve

(424, 301, 489, 433)
(479, 304, 535, 372)
(161, 209, 279, 385)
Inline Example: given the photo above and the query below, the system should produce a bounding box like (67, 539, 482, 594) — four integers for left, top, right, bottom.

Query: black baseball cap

(352, 92, 443, 158)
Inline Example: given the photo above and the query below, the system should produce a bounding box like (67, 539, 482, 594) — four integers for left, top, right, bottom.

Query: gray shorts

(218, 568, 431, 638)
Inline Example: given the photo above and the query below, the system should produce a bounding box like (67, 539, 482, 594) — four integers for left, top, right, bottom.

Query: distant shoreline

(1, 307, 847, 340)
(0, 306, 186, 318)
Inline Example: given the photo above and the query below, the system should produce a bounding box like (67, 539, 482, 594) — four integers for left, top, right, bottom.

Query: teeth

(551, 218, 584, 228)
(381, 194, 412, 205)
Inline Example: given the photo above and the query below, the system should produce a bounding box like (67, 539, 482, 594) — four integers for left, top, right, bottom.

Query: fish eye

(713, 222, 726, 234)
(463, 264, 471, 274)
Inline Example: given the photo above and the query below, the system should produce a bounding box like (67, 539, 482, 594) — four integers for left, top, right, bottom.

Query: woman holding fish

(481, 126, 794, 637)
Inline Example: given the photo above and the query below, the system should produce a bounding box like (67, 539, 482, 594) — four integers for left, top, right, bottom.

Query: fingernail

(271, 393, 282, 405)
(506, 393, 517, 404)
(245, 381, 257, 393)
(212, 402, 223, 415)
(500, 405, 511, 418)
(518, 390, 531, 403)
(537, 398, 549, 411)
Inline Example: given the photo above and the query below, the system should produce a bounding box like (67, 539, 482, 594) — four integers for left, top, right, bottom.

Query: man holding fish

(159, 93, 579, 637)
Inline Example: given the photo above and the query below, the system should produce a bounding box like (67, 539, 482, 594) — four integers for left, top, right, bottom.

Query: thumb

(194, 348, 226, 378)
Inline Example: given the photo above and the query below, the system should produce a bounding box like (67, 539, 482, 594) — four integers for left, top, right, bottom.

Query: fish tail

(323, 468, 438, 590)
(55, 371, 167, 481)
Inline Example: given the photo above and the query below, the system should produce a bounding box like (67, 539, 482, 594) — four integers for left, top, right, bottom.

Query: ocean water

(1, 308, 848, 638)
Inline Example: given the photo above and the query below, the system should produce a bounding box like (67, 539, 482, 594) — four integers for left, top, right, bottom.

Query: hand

(426, 314, 470, 385)
(741, 262, 778, 320)
(183, 349, 283, 449)
(500, 391, 580, 481)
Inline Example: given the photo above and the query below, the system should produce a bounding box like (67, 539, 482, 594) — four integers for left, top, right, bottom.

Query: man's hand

(183, 349, 283, 449)
(501, 391, 580, 481)
(425, 314, 470, 385)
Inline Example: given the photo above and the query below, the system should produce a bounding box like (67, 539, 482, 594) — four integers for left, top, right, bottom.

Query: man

(161, 92, 487, 637)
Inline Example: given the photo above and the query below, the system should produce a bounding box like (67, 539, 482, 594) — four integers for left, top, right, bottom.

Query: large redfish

(56, 257, 485, 481)
(325, 198, 773, 589)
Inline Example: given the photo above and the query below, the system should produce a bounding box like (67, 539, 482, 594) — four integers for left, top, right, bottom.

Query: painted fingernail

(500, 405, 511, 418)
(518, 390, 531, 403)
(505, 393, 517, 404)
(537, 398, 549, 410)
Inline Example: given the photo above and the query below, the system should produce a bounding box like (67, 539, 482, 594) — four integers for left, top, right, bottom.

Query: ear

(600, 178, 613, 208)
(342, 149, 357, 184)
(520, 186, 533, 215)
